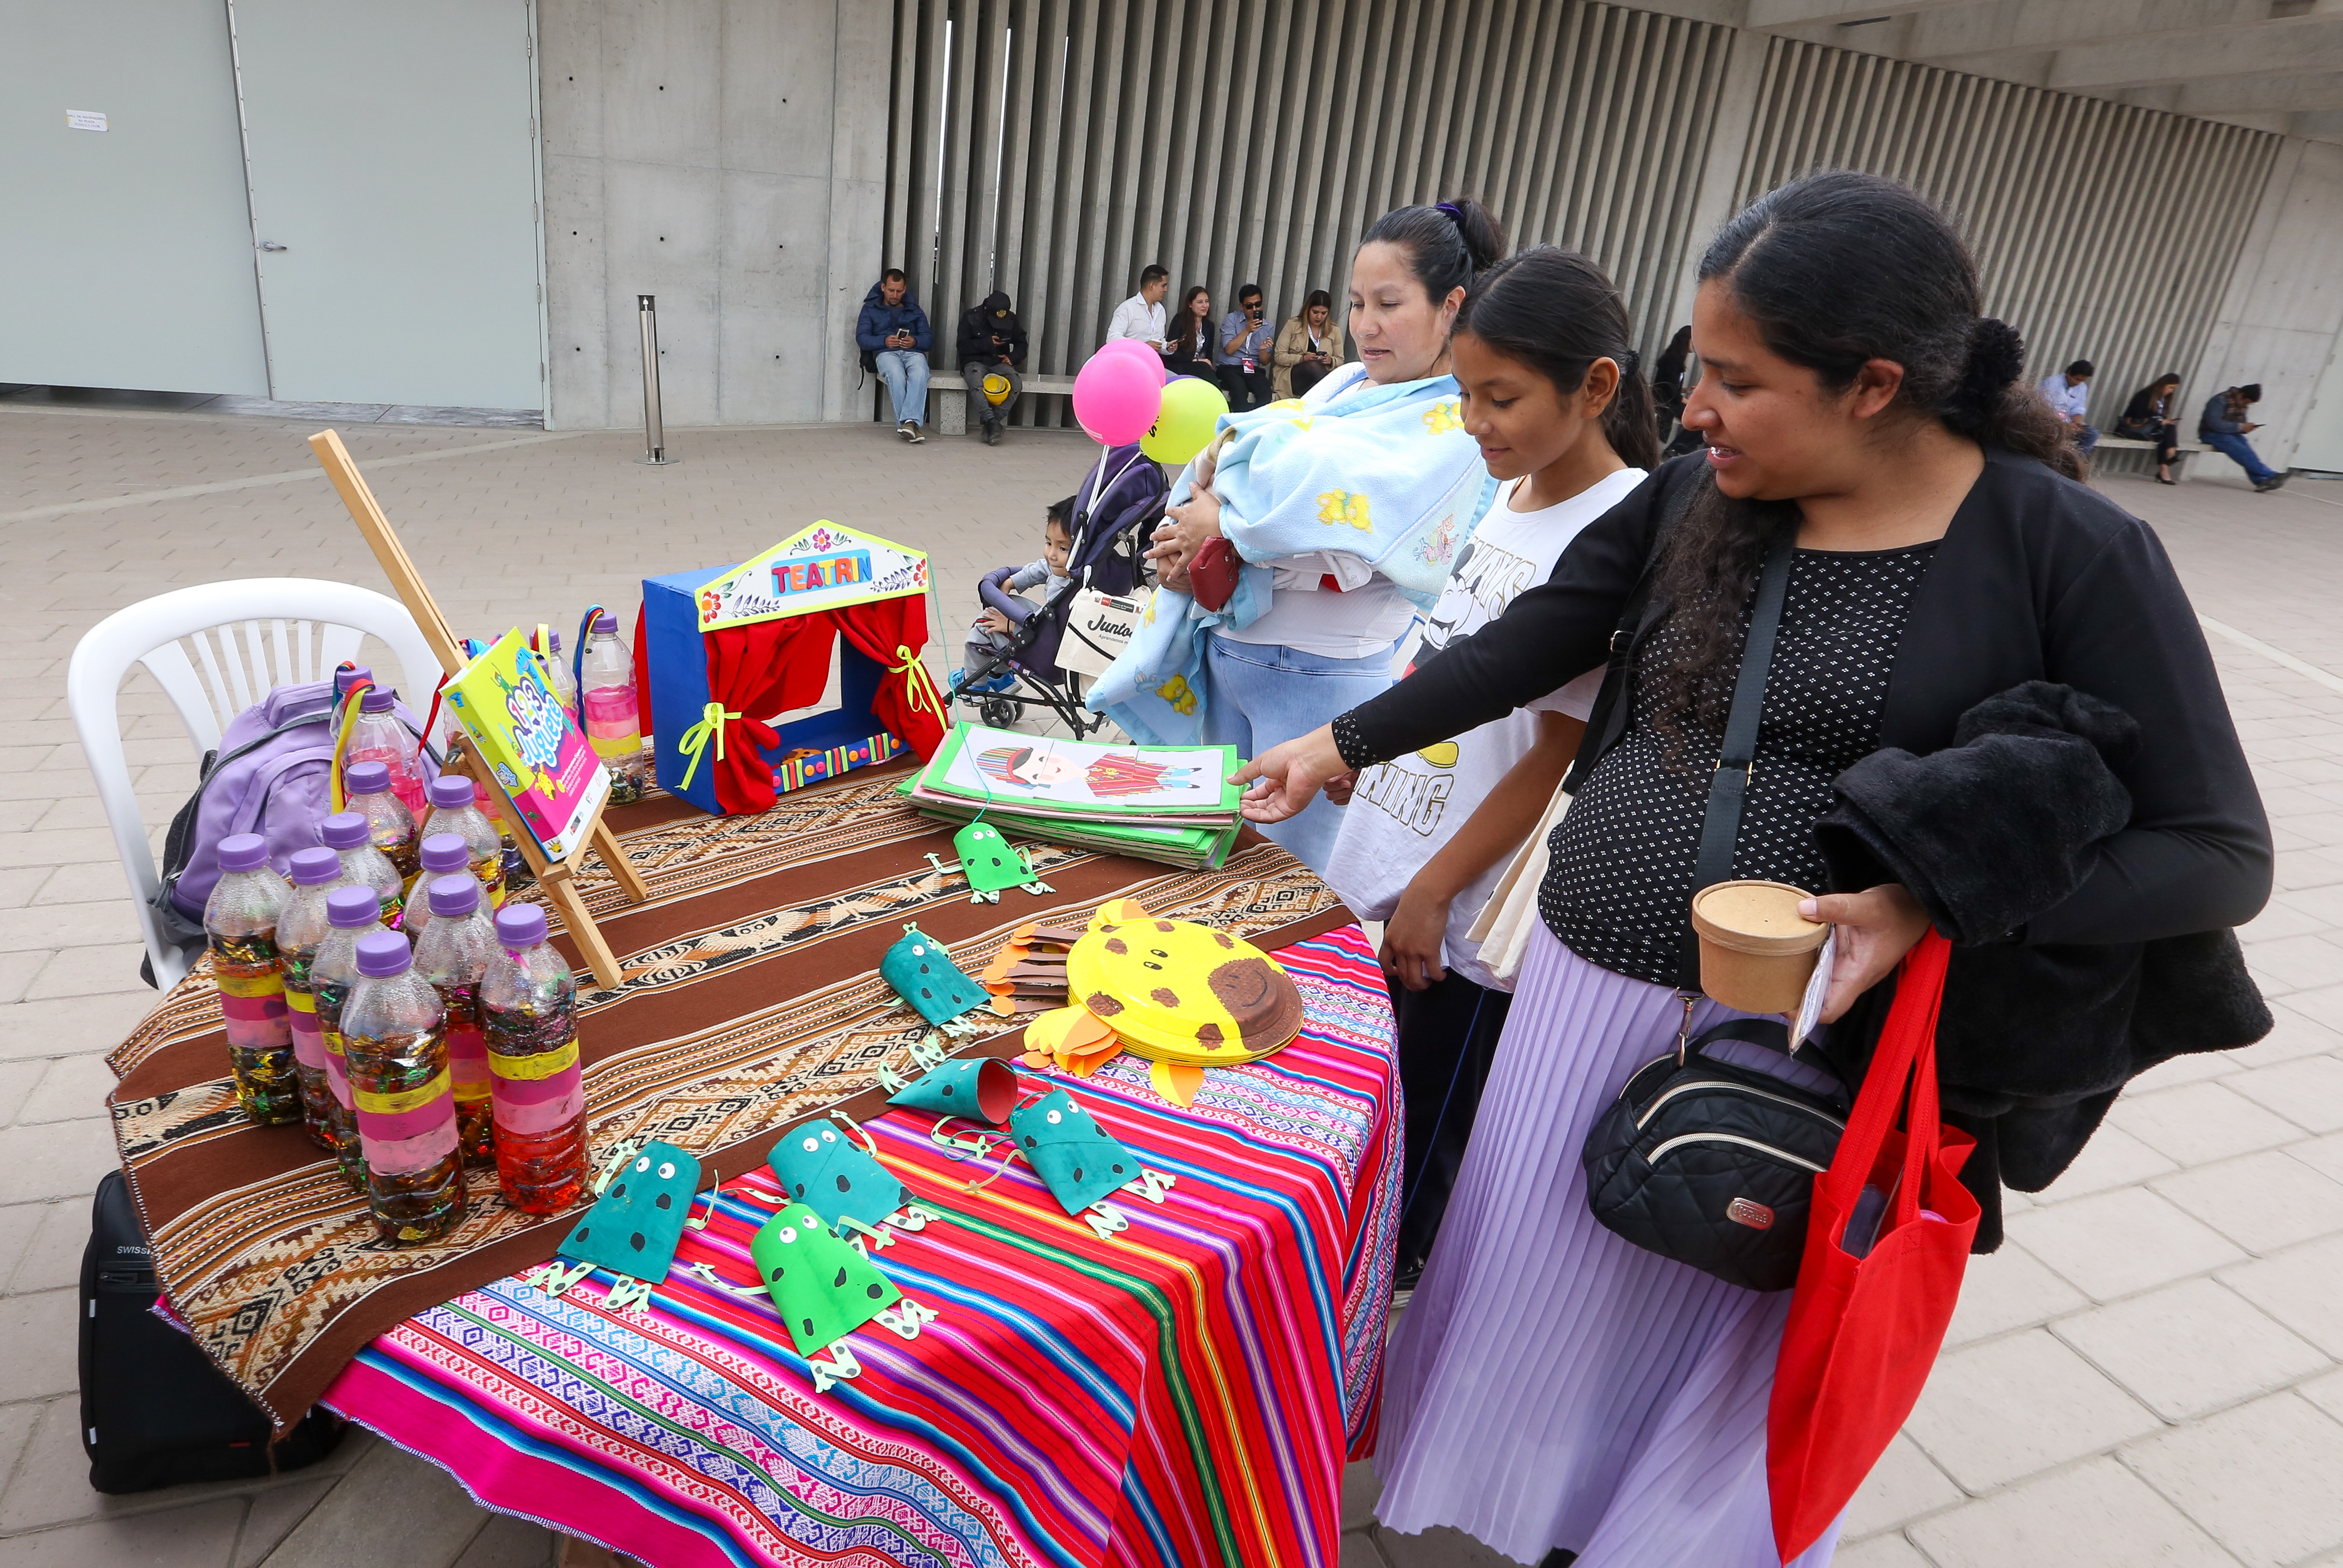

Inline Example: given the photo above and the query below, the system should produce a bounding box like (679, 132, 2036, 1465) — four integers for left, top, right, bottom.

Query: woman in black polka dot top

(1237, 172, 2270, 1568)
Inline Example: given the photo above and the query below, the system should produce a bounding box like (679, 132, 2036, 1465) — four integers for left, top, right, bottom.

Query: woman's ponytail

(1454, 246, 1658, 469)
(1363, 195, 1510, 303)
(1942, 319, 2081, 479)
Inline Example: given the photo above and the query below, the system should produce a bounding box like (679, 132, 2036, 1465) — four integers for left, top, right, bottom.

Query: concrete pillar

(1664, 27, 1770, 335)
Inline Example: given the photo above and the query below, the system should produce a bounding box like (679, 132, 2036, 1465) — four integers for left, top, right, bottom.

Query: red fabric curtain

(688, 595, 946, 816)
(830, 595, 947, 763)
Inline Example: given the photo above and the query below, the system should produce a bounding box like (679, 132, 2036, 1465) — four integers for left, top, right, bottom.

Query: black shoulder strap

(1679, 535, 1795, 991)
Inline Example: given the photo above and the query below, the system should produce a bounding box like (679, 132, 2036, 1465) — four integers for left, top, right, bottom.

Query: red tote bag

(1768, 931, 1980, 1562)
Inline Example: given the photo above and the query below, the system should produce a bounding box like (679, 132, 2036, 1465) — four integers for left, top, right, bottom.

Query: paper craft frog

(768, 1116, 913, 1242)
(528, 1139, 707, 1311)
(681, 1200, 941, 1392)
(881, 923, 1007, 1029)
(926, 821, 1052, 904)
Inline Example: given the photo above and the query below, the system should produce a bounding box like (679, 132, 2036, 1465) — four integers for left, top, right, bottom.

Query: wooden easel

(307, 429, 650, 988)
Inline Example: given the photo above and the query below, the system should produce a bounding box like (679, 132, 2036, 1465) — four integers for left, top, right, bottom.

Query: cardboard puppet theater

(642, 523, 949, 814)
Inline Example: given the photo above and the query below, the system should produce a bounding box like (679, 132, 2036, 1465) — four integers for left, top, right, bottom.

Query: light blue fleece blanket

(1087, 369, 1494, 745)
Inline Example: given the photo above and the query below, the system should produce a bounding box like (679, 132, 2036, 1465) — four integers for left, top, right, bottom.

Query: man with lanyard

(1215, 283, 1275, 412)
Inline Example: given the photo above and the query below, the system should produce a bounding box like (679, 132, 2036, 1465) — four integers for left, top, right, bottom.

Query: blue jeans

(2203, 429, 2276, 485)
(877, 350, 930, 427)
(1201, 634, 1398, 874)
(2075, 423, 2099, 455)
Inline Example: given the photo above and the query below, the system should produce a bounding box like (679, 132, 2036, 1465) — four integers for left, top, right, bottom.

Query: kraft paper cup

(1689, 880, 1828, 1015)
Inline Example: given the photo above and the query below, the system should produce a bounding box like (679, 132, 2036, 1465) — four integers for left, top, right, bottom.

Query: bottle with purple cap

(321, 809, 404, 928)
(401, 833, 474, 945)
(421, 773, 507, 906)
(278, 845, 359, 1148)
(411, 874, 501, 1169)
(479, 904, 589, 1213)
(310, 886, 387, 1185)
(345, 684, 427, 816)
(344, 759, 420, 885)
(340, 930, 467, 1243)
(579, 611, 646, 803)
(204, 833, 298, 1126)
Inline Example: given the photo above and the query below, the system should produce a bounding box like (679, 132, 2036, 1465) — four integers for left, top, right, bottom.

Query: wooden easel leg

(541, 864, 625, 989)
(591, 818, 650, 903)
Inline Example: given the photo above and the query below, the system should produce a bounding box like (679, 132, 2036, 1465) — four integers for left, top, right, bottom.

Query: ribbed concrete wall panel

(1735, 37, 2282, 429)
(882, 0, 1734, 419)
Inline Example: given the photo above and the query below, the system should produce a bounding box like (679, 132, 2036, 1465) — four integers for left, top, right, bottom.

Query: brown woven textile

(107, 766, 1348, 1428)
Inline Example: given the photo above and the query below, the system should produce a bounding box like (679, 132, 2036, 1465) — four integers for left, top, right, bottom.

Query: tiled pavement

(3, 400, 2342, 1567)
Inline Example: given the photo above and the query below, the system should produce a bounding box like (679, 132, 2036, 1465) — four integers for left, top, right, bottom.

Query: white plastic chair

(67, 579, 445, 989)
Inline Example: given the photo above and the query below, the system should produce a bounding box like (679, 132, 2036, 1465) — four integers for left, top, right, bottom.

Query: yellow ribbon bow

(892, 645, 948, 726)
(675, 701, 740, 790)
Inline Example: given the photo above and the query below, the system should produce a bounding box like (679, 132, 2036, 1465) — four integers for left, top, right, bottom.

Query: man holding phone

(857, 268, 934, 442)
(1216, 283, 1275, 412)
(1107, 265, 1172, 353)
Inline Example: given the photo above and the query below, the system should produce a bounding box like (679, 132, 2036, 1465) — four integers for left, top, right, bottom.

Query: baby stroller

(955, 442, 1166, 737)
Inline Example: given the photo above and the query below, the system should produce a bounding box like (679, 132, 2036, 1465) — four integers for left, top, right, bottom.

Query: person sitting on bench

(2115, 372, 2184, 485)
(2201, 382, 2285, 493)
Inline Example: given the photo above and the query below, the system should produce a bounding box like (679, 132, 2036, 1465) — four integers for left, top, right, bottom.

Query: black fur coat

(1816, 681, 2271, 1250)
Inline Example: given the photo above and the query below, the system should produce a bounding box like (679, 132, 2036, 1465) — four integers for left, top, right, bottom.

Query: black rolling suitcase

(78, 1171, 344, 1492)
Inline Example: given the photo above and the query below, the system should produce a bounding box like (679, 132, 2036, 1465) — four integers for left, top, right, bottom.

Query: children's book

(900, 783, 1240, 870)
(917, 724, 1240, 823)
(442, 628, 612, 859)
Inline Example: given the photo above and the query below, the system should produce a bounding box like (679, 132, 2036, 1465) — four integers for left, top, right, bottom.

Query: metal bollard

(637, 294, 677, 466)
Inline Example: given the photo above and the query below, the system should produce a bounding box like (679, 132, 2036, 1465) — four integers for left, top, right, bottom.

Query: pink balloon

(1073, 352, 1165, 446)
(1093, 336, 1171, 383)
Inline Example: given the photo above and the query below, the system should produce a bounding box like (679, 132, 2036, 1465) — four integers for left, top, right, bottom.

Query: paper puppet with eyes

(529, 1139, 706, 1311)
(1016, 900, 1304, 1107)
(1009, 1087, 1142, 1213)
(923, 821, 1052, 905)
(768, 1117, 913, 1239)
(750, 1202, 902, 1354)
(881, 924, 1008, 1029)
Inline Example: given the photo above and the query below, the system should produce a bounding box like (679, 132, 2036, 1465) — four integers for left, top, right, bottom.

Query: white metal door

(230, 0, 544, 410)
(2294, 336, 2343, 475)
(0, 0, 269, 395)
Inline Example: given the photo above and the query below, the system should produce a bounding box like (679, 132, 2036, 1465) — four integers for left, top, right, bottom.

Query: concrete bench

(2095, 434, 2208, 481)
(926, 373, 1078, 435)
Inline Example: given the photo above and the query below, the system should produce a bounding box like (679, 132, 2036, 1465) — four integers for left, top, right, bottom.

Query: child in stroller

(950, 441, 1167, 738)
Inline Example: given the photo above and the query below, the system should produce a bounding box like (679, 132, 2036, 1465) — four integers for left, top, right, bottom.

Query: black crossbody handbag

(1580, 535, 1856, 1292)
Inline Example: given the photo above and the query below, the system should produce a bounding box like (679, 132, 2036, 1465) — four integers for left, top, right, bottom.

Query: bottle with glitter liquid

(579, 611, 647, 804)
(309, 886, 388, 1188)
(346, 685, 429, 817)
(321, 809, 404, 928)
(422, 774, 506, 907)
(479, 905, 589, 1214)
(277, 846, 358, 1151)
(411, 875, 500, 1170)
(204, 834, 298, 1125)
(344, 759, 420, 888)
(401, 833, 474, 947)
(340, 931, 467, 1244)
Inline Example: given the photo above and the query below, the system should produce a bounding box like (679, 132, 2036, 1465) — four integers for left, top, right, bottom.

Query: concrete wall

(536, 0, 889, 431)
(2190, 139, 2343, 471)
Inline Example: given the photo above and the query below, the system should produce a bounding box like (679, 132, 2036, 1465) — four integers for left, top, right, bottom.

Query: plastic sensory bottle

(344, 759, 420, 886)
(579, 612, 646, 804)
(340, 930, 467, 1244)
(411, 875, 501, 1170)
(346, 686, 428, 816)
(278, 845, 357, 1151)
(204, 834, 299, 1126)
(308, 886, 385, 1187)
(537, 632, 578, 714)
(479, 905, 590, 1214)
(321, 810, 405, 928)
(334, 664, 372, 699)
(401, 834, 473, 946)
(422, 774, 507, 906)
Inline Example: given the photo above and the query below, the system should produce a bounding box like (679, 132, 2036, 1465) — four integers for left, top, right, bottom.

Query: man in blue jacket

(858, 269, 933, 443)
(2199, 382, 2284, 492)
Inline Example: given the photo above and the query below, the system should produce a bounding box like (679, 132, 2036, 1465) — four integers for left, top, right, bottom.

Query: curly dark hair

(1643, 171, 2079, 763)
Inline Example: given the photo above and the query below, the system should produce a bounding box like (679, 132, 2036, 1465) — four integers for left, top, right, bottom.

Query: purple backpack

(150, 678, 436, 960)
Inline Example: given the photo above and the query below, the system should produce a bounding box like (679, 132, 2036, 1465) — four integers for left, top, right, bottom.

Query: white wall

(536, 0, 890, 431)
(2191, 139, 2343, 471)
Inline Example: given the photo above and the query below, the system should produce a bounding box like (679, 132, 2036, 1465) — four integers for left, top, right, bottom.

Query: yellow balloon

(1140, 375, 1230, 466)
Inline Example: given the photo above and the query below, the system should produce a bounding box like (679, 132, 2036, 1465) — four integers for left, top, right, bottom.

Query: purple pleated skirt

(1371, 921, 1842, 1567)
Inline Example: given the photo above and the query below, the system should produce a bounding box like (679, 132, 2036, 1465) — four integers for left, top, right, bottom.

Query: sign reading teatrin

(694, 522, 930, 631)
